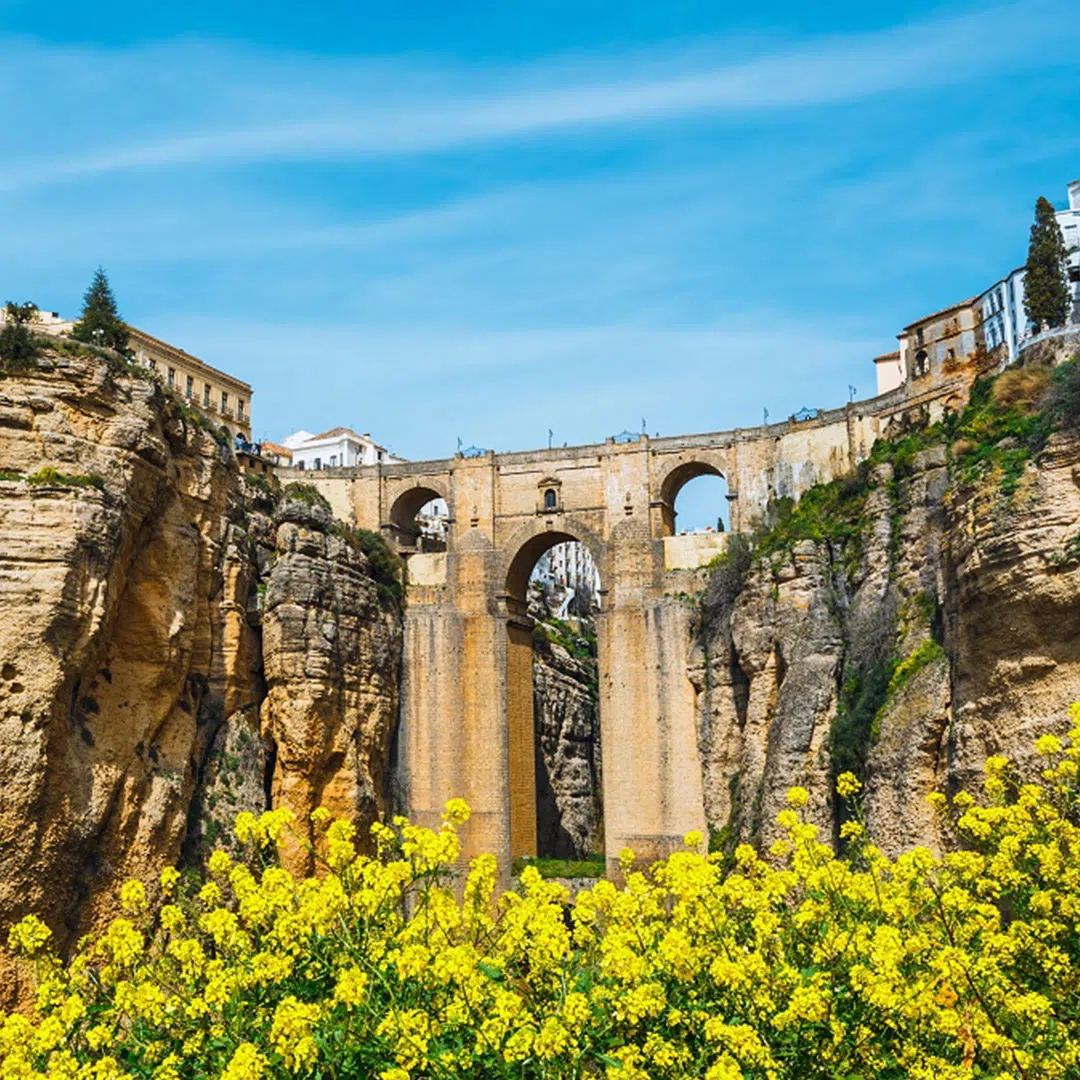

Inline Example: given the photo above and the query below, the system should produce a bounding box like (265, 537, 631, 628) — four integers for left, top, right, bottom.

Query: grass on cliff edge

(741, 352, 1080, 571)
(0, 466, 107, 491)
(511, 853, 605, 879)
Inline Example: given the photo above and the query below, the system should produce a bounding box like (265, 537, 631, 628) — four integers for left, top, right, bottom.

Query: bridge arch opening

(659, 462, 730, 536)
(388, 487, 448, 552)
(504, 532, 604, 864)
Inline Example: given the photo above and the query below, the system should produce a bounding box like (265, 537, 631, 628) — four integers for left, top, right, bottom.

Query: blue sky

(1, 0, 1078, 528)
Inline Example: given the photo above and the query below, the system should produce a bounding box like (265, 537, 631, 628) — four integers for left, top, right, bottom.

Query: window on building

(146, 357, 156, 372)
(185, 376, 193, 399)
(221, 391, 228, 413)
(203, 384, 211, 406)
(329, 455, 338, 467)
(378, 450, 384, 462)
(912, 350, 930, 379)
(314, 457, 321, 470)
(544, 488, 558, 511)
(297, 461, 305, 471)
(237, 399, 245, 420)
(167, 367, 175, 389)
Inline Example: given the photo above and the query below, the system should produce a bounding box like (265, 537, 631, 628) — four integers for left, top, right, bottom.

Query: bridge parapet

(663, 532, 728, 570)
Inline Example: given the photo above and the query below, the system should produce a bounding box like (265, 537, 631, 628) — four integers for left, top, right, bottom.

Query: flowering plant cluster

(6, 720, 1080, 1080)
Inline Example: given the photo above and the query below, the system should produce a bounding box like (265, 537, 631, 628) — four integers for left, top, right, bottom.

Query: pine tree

(1024, 196, 1071, 332)
(72, 268, 129, 353)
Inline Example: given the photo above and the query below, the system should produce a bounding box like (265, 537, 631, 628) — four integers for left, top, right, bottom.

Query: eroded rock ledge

(0, 349, 401, 1006)
(692, 432, 1080, 857)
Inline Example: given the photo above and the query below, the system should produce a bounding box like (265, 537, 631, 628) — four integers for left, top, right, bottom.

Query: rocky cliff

(0, 345, 401, 1006)
(530, 587, 602, 859)
(691, 379, 1080, 857)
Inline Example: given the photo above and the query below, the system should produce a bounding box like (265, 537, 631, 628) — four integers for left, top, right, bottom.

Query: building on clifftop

(127, 327, 252, 443)
(897, 296, 983, 391)
(4, 310, 254, 443)
(282, 427, 402, 470)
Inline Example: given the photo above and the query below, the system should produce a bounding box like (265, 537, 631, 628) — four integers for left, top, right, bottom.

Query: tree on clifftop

(72, 268, 129, 354)
(1024, 196, 1071, 332)
(0, 301, 41, 372)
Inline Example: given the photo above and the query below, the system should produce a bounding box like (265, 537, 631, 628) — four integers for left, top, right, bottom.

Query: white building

(979, 180, 1080, 366)
(283, 427, 402, 471)
(1061, 179, 1080, 318)
(532, 542, 601, 614)
(980, 267, 1028, 366)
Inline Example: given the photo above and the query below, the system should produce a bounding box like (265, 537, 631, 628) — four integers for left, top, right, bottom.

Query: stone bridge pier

(282, 406, 881, 873)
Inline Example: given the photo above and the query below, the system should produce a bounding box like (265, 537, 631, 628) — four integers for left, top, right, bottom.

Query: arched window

(543, 488, 557, 511)
(913, 350, 930, 379)
(389, 487, 448, 551)
(658, 462, 729, 537)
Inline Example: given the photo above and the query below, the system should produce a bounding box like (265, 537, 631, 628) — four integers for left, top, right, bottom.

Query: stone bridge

(281, 383, 950, 872)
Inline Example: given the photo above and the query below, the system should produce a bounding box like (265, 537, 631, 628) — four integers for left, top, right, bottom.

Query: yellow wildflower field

(5, 722, 1080, 1079)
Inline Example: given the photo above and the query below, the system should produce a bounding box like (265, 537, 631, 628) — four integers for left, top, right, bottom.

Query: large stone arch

(497, 516, 607, 861)
(654, 455, 730, 537)
(499, 515, 607, 610)
(386, 480, 451, 551)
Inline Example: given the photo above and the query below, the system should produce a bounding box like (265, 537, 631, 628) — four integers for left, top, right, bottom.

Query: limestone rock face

(693, 434, 1080, 856)
(261, 495, 402, 876)
(529, 584, 602, 859)
(0, 350, 402, 1006)
(533, 641, 602, 858)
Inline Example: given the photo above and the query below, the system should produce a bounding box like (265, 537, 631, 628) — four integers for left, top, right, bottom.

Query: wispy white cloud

(2, 0, 1077, 479)
(1, 0, 1077, 191)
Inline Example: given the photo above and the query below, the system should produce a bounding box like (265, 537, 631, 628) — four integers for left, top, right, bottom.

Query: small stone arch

(655, 459, 728, 537)
(387, 483, 451, 551)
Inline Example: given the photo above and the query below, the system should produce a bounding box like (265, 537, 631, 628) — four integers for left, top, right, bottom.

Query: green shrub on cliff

(280, 481, 332, 512)
(950, 373, 1053, 496)
(170, 397, 231, 447)
(0, 302, 40, 373)
(884, 638, 946, 702)
(752, 461, 873, 573)
(1046, 354, 1080, 430)
(353, 528, 404, 610)
(25, 466, 106, 491)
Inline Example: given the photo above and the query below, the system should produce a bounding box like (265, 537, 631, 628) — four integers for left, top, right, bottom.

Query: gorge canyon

(3, 342, 1080, 1007)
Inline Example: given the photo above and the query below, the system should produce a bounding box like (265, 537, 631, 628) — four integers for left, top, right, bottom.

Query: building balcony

(221, 406, 235, 419)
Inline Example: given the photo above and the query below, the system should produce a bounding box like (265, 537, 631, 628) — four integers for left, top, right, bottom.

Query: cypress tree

(1024, 196, 1071, 332)
(72, 268, 129, 353)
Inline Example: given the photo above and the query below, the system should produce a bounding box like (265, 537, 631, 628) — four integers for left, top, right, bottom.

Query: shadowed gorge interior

(504, 532, 603, 860)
